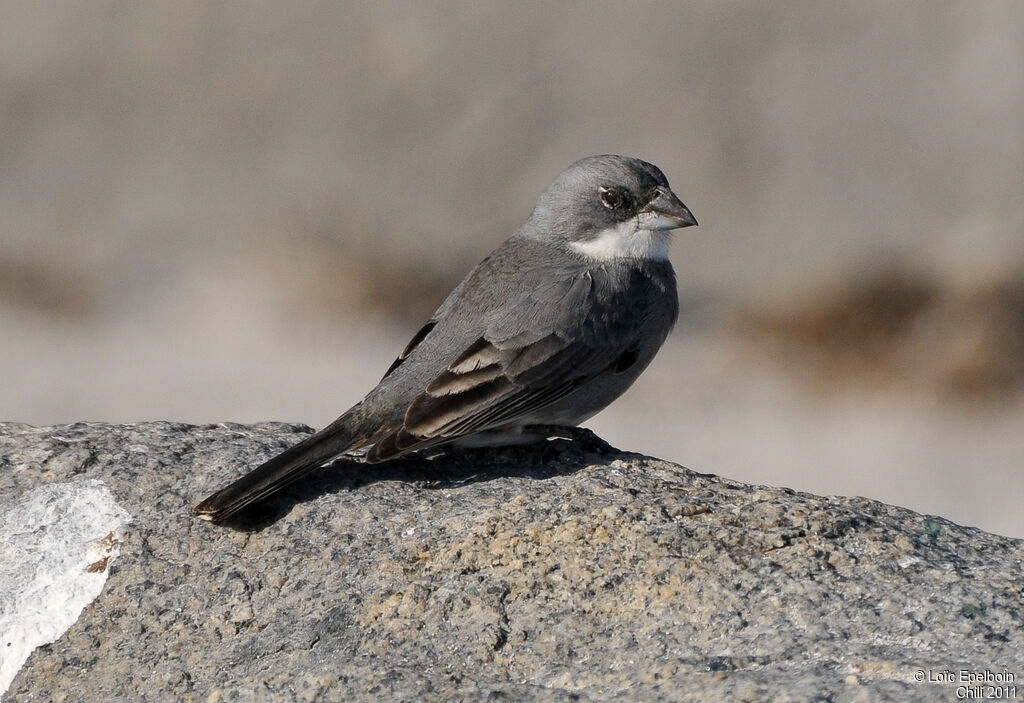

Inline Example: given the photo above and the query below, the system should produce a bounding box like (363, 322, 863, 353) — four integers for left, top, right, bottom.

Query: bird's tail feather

(194, 416, 368, 522)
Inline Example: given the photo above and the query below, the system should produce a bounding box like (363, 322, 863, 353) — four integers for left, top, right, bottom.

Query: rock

(1, 421, 1021, 702)
(0, 479, 130, 696)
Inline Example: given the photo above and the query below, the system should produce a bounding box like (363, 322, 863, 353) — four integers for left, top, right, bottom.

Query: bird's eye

(599, 186, 626, 210)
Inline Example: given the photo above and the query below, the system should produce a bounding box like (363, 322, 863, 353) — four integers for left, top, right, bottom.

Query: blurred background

(2, 2, 1022, 536)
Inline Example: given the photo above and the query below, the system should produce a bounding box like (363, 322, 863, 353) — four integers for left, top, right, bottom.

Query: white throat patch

(569, 218, 671, 262)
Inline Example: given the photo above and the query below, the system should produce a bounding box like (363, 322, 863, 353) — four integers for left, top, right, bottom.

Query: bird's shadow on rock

(214, 426, 622, 533)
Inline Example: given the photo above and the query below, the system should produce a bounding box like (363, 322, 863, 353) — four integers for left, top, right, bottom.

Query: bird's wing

(380, 320, 436, 381)
(366, 271, 637, 462)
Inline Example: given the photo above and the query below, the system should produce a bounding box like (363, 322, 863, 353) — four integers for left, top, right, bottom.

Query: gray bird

(194, 155, 697, 521)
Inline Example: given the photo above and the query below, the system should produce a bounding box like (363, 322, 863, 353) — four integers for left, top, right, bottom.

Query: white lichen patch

(0, 480, 131, 699)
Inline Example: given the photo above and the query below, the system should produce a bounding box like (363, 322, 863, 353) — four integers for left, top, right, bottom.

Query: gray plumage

(195, 155, 697, 521)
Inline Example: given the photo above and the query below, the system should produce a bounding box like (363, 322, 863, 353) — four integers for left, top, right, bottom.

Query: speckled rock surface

(1, 422, 1022, 702)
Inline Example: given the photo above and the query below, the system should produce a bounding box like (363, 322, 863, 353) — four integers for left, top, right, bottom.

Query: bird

(194, 154, 697, 521)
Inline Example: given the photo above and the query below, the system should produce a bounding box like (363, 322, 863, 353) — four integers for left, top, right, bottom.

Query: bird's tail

(194, 411, 371, 522)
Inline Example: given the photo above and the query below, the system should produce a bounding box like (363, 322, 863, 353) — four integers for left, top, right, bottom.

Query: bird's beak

(638, 187, 698, 230)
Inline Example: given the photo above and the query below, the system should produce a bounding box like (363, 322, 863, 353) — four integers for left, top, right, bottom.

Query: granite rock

(1, 422, 1021, 702)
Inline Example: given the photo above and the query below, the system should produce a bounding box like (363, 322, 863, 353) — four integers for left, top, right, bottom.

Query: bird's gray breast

(519, 259, 677, 426)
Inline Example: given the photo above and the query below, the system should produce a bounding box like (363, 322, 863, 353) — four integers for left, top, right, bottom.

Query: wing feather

(381, 320, 436, 380)
(366, 333, 617, 462)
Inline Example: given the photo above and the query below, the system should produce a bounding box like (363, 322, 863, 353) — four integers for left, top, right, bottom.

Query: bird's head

(526, 155, 697, 262)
